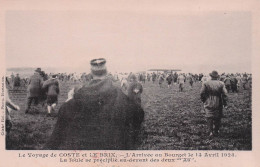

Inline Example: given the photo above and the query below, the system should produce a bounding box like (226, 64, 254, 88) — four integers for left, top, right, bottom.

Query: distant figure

(10, 73, 15, 85)
(120, 77, 128, 92)
(173, 72, 178, 84)
(186, 74, 194, 88)
(177, 74, 185, 92)
(127, 74, 143, 106)
(13, 74, 21, 89)
(236, 74, 242, 90)
(241, 74, 248, 90)
(248, 74, 252, 89)
(25, 68, 43, 114)
(224, 75, 232, 93)
(158, 74, 164, 88)
(152, 73, 157, 84)
(147, 73, 151, 82)
(230, 74, 238, 93)
(200, 71, 228, 137)
(166, 74, 173, 88)
(42, 75, 60, 116)
(6, 87, 20, 135)
(220, 73, 226, 82)
(45, 58, 144, 150)
(198, 73, 203, 82)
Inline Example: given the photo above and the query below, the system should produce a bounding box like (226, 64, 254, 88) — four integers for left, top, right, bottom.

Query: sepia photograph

(1, 0, 260, 167)
(4, 10, 252, 150)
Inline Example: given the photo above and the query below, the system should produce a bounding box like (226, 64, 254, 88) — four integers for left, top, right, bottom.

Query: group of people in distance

(5, 58, 252, 149)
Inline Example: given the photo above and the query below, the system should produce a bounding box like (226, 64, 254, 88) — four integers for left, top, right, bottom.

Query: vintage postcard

(0, 0, 259, 166)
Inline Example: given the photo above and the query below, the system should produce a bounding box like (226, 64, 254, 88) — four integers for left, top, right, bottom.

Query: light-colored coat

(200, 79, 228, 118)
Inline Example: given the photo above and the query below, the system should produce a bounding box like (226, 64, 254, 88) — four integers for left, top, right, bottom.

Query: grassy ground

(6, 80, 252, 150)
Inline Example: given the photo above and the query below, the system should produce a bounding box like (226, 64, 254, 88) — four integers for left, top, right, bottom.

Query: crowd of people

(5, 58, 252, 149)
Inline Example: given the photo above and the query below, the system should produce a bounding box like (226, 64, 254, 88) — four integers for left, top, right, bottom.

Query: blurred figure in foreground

(45, 58, 144, 150)
(6, 87, 20, 136)
(200, 70, 228, 137)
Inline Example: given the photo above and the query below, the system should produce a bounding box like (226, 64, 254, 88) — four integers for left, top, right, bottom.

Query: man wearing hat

(42, 74, 60, 116)
(200, 70, 228, 137)
(25, 68, 43, 113)
(45, 58, 144, 150)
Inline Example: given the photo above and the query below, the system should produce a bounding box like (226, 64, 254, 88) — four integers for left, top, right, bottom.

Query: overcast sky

(6, 10, 251, 73)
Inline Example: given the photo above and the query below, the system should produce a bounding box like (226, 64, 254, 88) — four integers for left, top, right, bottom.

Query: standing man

(186, 74, 194, 88)
(152, 72, 157, 84)
(45, 58, 144, 150)
(241, 73, 248, 90)
(42, 75, 60, 116)
(25, 68, 43, 114)
(13, 73, 21, 90)
(166, 73, 173, 88)
(147, 73, 151, 82)
(200, 71, 228, 137)
(158, 74, 164, 88)
(177, 74, 185, 92)
(230, 74, 238, 93)
(236, 74, 242, 90)
(173, 72, 178, 85)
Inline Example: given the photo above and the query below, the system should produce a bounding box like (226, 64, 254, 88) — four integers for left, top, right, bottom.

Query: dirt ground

(6, 80, 252, 150)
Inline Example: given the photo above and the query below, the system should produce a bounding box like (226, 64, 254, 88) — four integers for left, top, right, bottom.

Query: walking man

(200, 70, 228, 137)
(25, 68, 43, 113)
(177, 74, 185, 92)
(42, 74, 60, 116)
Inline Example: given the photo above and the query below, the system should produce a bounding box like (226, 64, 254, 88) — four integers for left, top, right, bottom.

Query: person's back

(28, 72, 42, 97)
(13, 75, 21, 87)
(43, 79, 59, 96)
(230, 76, 237, 85)
(45, 77, 144, 150)
(200, 71, 228, 136)
(201, 80, 227, 112)
(178, 75, 185, 84)
(166, 75, 173, 82)
(45, 58, 144, 150)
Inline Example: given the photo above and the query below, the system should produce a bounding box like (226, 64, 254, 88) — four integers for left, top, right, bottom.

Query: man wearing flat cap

(200, 70, 228, 137)
(45, 58, 144, 150)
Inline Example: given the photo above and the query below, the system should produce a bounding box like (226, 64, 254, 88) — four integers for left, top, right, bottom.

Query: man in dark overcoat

(45, 58, 144, 150)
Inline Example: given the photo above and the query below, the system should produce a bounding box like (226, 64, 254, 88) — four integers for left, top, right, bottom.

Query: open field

(6, 80, 252, 150)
